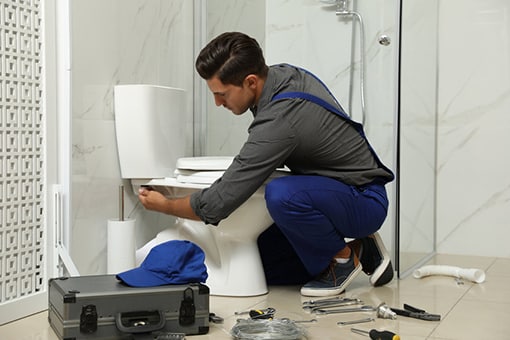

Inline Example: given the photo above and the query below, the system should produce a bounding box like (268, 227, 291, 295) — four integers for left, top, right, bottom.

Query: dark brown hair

(195, 32, 269, 86)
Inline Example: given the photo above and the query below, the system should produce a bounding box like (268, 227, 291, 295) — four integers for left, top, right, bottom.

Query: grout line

(425, 258, 496, 339)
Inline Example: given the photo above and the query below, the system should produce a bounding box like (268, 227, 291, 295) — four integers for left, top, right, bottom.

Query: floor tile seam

(424, 261, 507, 340)
(485, 257, 510, 276)
(484, 256, 499, 271)
(422, 311, 446, 340)
(457, 296, 510, 306)
(423, 281, 473, 339)
(423, 297, 469, 340)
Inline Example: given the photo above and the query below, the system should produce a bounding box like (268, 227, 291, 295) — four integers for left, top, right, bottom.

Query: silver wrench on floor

(337, 317, 375, 326)
(306, 300, 363, 313)
(313, 305, 375, 315)
(303, 297, 361, 307)
(281, 318, 318, 324)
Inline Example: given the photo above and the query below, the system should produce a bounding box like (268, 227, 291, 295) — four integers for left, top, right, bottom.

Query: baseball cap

(116, 240, 208, 287)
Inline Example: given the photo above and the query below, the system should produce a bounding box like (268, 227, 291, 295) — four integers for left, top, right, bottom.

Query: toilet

(114, 84, 287, 296)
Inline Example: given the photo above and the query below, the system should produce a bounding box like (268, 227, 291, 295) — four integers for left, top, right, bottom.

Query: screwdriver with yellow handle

(351, 327, 401, 340)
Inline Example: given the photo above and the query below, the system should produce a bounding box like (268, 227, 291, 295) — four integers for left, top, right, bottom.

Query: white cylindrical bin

(107, 218, 136, 274)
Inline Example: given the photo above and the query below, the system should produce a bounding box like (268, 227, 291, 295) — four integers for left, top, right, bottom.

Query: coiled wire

(231, 318, 306, 340)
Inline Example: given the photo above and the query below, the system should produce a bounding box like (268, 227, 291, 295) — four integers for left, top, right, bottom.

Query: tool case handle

(115, 310, 166, 334)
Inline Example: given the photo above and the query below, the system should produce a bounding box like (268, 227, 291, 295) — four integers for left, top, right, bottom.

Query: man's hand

(138, 187, 170, 214)
(137, 187, 201, 221)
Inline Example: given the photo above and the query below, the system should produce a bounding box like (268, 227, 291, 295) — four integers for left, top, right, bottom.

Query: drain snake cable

(230, 318, 307, 340)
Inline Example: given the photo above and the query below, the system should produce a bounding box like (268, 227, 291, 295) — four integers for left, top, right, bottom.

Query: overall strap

(271, 90, 366, 138)
(278, 63, 345, 111)
(272, 91, 350, 120)
(270, 68, 394, 181)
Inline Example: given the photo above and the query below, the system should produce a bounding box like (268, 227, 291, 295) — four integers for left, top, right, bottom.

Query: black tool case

(48, 275, 209, 339)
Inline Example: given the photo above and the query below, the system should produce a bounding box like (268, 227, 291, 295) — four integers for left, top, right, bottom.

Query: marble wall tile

(265, 0, 400, 253)
(202, 0, 266, 156)
(66, 0, 510, 277)
(70, 0, 194, 274)
(398, 0, 438, 259)
(436, 0, 510, 257)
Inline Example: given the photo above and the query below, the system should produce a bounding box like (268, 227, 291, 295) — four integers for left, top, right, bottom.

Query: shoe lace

(320, 261, 338, 283)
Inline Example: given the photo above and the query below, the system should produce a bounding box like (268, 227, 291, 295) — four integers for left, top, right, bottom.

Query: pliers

(390, 304, 441, 321)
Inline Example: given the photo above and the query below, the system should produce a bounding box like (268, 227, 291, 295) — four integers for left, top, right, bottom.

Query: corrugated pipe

(413, 265, 486, 283)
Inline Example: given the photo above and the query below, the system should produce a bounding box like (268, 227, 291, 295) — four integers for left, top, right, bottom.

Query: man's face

(206, 76, 255, 115)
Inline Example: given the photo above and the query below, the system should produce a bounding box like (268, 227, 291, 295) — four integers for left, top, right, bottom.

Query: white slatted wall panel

(0, 0, 44, 307)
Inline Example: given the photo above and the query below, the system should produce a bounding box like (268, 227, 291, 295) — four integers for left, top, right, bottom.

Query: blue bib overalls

(257, 67, 393, 284)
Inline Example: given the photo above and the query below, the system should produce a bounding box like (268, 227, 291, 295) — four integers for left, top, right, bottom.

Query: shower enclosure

(197, 0, 438, 276)
(58, 0, 437, 287)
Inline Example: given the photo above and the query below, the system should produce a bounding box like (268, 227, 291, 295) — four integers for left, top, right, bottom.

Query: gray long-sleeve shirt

(190, 64, 394, 225)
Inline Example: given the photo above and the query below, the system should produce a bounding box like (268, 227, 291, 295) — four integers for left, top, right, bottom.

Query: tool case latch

(179, 287, 196, 326)
(80, 304, 98, 334)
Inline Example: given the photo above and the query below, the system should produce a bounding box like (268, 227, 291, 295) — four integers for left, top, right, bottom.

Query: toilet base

(204, 238, 268, 297)
(136, 220, 269, 297)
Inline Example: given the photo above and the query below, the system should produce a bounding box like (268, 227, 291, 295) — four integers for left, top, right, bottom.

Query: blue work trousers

(258, 175, 389, 285)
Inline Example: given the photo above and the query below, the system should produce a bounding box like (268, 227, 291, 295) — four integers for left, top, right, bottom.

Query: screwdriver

(351, 327, 400, 340)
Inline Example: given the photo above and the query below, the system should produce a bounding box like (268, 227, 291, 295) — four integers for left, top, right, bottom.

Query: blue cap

(116, 240, 208, 287)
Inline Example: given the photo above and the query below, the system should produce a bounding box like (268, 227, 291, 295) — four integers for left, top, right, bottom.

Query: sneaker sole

(300, 263, 363, 297)
(368, 232, 394, 287)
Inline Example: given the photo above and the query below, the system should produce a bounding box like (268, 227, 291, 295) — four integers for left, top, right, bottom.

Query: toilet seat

(145, 156, 289, 190)
(174, 156, 289, 186)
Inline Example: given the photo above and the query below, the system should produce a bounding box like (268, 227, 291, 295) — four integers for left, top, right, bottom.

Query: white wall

(264, 0, 400, 255)
(65, 0, 510, 276)
(202, 0, 265, 156)
(69, 0, 194, 274)
(398, 0, 438, 272)
(436, 0, 510, 257)
(204, 0, 400, 258)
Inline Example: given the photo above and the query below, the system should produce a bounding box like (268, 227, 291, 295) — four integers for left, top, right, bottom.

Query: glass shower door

(198, 0, 437, 277)
(397, 0, 439, 276)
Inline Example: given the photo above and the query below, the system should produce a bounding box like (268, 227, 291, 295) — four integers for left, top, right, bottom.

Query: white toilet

(114, 85, 287, 296)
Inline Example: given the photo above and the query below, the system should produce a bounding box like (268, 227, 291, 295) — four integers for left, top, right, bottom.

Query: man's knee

(264, 177, 289, 213)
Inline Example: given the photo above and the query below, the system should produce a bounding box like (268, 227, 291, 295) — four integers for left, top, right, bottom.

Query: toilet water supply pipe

(413, 265, 486, 283)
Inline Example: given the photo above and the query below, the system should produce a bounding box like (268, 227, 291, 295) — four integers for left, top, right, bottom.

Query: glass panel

(201, 0, 400, 261)
(398, 0, 438, 276)
(200, 0, 265, 156)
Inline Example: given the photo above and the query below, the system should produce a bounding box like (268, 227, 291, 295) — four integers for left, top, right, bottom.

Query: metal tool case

(48, 275, 209, 339)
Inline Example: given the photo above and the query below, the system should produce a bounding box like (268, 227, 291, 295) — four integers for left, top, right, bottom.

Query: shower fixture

(320, 0, 349, 13)
(320, 0, 367, 126)
(337, 0, 350, 14)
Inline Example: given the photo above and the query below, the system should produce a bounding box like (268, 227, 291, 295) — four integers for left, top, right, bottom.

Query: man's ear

(244, 74, 258, 89)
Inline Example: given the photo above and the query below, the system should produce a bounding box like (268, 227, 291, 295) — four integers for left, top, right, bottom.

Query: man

(138, 32, 394, 297)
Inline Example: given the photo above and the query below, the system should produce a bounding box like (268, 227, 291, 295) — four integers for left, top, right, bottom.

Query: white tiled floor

(1, 254, 510, 339)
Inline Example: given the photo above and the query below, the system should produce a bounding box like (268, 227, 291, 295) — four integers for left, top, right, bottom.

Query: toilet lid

(174, 169, 224, 184)
(176, 156, 234, 171)
(175, 156, 233, 185)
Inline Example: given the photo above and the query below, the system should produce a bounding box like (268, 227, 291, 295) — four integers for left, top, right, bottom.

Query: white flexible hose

(413, 265, 486, 283)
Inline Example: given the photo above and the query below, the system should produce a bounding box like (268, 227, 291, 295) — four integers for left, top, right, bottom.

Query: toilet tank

(114, 85, 188, 180)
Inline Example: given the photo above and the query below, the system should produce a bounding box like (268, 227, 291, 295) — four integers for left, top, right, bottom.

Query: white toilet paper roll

(107, 218, 136, 274)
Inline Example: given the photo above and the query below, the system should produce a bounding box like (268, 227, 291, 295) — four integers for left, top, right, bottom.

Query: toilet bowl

(114, 85, 287, 296)
(136, 156, 288, 296)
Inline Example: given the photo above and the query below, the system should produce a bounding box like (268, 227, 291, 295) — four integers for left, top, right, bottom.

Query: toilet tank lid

(176, 156, 234, 171)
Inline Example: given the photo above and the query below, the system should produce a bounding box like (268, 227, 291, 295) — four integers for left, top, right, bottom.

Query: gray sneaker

(348, 232, 393, 287)
(300, 251, 362, 297)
